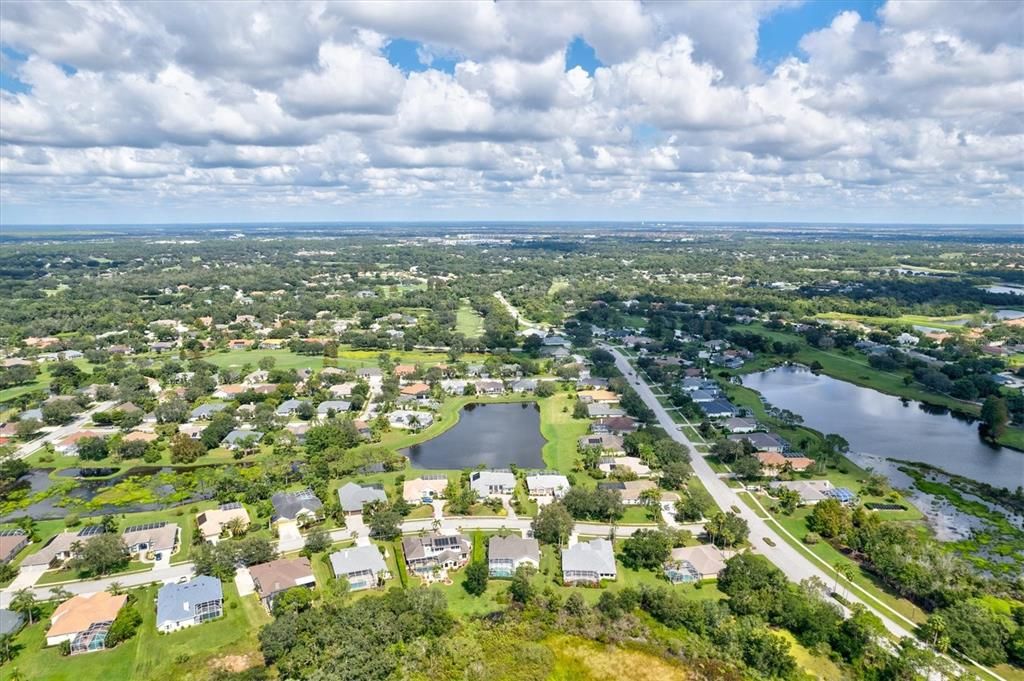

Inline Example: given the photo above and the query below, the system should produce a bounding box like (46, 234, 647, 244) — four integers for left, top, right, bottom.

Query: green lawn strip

(455, 301, 485, 338)
(618, 506, 659, 525)
(736, 491, 769, 519)
(539, 392, 590, 474)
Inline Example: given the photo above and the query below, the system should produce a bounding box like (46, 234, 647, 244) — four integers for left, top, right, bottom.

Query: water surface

(742, 366, 1023, 488)
(404, 402, 546, 469)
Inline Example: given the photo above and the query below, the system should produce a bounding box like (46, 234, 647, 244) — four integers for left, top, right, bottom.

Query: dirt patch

(212, 653, 258, 674)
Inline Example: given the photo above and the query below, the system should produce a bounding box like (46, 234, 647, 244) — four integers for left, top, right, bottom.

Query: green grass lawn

(455, 301, 485, 338)
(6, 582, 269, 681)
(539, 392, 590, 474)
(0, 359, 95, 405)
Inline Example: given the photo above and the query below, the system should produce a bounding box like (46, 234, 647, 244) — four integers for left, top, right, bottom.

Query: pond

(403, 402, 546, 470)
(741, 366, 1024, 489)
(0, 466, 213, 521)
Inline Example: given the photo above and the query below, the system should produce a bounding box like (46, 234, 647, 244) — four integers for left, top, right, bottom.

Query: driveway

(276, 521, 303, 552)
(234, 567, 255, 597)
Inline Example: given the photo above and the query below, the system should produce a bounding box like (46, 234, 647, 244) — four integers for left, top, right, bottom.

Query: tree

(272, 587, 314, 617)
(806, 498, 850, 539)
(936, 601, 1009, 665)
(705, 512, 749, 548)
(620, 529, 672, 570)
(509, 564, 536, 604)
(534, 381, 556, 397)
(674, 488, 712, 522)
(980, 396, 1009, 440)
(530, 502, 574, 545)
(658, 461, 690, 490)
(105, 600, 142, 648)
(718, 553, 787, 619)
(301, 527, 330, 557)
(572, 400, 589, 419)
(70, 534, 130, 575)
(10, 588, 37, 625)
(774, 487, 801, 515)
(170, 433, 206, 464)
(730, 455, 762, 480)
(154, 397, 190, 424)
(236, 536, 276, 566)
(41, 400, 76, 425)
(193, 543, 239, 581)
(76, 435, 109, 461)
(106, 581, 125, 596)
(741, 629, 797, 679)
(462, 560, 489, 596)
(367, 507, 402, 540)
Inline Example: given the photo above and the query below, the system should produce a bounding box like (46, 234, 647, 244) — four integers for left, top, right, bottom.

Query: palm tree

(48, 586, 72, 602)
(10, 589, 37, 626)
(106, 581, 125, 596)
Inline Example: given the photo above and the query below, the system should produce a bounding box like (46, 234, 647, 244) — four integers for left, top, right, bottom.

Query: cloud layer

(0, 0, 1021, 224)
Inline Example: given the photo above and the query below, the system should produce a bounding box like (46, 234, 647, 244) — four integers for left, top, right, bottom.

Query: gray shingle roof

(562, 538, 616, 576)
(328, 545, 387, 578)
(488, 535, 539, 563)
(337, 482, 387, 512)
(156, 576, 222, 628)
(271, 489, 323, 522)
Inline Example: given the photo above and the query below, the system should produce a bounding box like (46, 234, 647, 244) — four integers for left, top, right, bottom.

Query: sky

(0, 0, 1022, 226)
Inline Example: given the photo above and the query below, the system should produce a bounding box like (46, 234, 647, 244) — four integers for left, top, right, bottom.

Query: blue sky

(0, 0, 1020, 226)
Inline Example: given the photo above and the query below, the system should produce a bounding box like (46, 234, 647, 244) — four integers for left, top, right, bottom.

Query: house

(757, 451, 815, 476)
(598, 456, 651, 478)
(510, 378, 537, 393)
(387, 409, 434, 429)
(46, 592, 127, 652)
(689, 389, 718, 403)
(578, 433, 625, 453)
(525, 473, 571, 499)
(150, 341, 177, 353)
(664, 545, 727, 583)
(393, 364, 416, 378)
(21, 528, 100, 568)
(122, 522, 179, 559)
(196, 502, 250, 543)
(325, 383, 356, 400)
(213, 384, 246, 398)
(769, 479, 835, 506)
(599, 479, 658, 505)
(699, 399, 737, 418)
(0, 609, 24, 637)
(249, 557, 316, 610)
(476, 380, 504, 395)
(488, 535, 540, 577)
(316, 400, 351, 418)
(227, 339, 254, 350)
(189, 403, 228, 421)
(18, 408, 43, 422)
(729, 432, 787, 453)
(356, 367, 382, 381)
(270, 489, 323, 524)
(541, 346, 570, 359)
(0, 529, 28, 563)
(403, 475, 449, 504)
(576, 377, 609, 390)
(156, 576, 224, 632)
(587, 403, 626, 419)
(896, 332, 919, 346)
(723, 417, 758, 434)
(562, 538, 617, 585)
(577, 389, 619, 404)
(55, 430, 112, 455)
(285, 421, 310, 443)
(329, 545, 390, 590)
(400, 382, 431, 398)
(274, 399, 307, 418)
(178, 423, 206, 439)
(469, 470, 516, 497)
(402, 533, 471, 575)
(223, 430, 263, 450)
(592, 416, 639, 434)
(337, 482, 387, 515)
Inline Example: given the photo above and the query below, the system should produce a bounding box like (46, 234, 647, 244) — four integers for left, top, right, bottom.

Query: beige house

(196, 503, 251, 543)
(46, 592, 127, 651)
(403, 476, 449, 504)
(665, 544, 727, 583)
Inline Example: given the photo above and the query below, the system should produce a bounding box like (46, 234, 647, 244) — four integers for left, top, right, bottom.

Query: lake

(741, 366, 1024, 489)
(403, 402, 546, 470)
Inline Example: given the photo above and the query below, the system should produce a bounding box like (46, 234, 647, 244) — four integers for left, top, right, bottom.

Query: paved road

(9, 400, 119, 460)
(602, 345, 917, 640)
